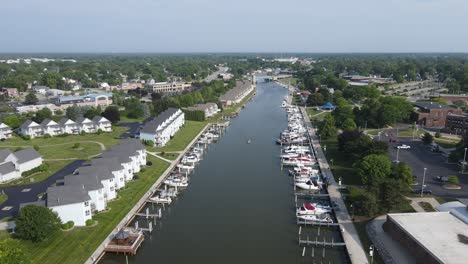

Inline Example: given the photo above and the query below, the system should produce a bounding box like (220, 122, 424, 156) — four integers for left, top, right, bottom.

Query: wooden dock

(299, 238, 346, 247)
(296, 220, 340, 227)
(104, 232, 145, 255)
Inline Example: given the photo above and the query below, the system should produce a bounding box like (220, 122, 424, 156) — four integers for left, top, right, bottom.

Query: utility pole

(421, 168, 427, 197)
(463, 148, 467, 173)
(369, 245, 374, 264)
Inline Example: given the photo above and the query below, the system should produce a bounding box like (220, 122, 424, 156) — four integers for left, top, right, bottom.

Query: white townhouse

(219, 80, 254, 107)
(139, 108, 185, 147)
(76, 166, 117, 201)
(58, 118, 79, 134)
(46, 185, 92, 226)
(0, 148, 43, 183)
(186, 103, 220, 119)
(91, 157, 126, 190)
(121, 139, 147, 167)
(101, 150, 135, 181)
(18, 120, 43, 138)
(92, 116, 112, 132)
(0, 123, 13, 140)
(64, 174, 106, 212)
(40, 119, 62, 136)
(75, 117, 96, 133)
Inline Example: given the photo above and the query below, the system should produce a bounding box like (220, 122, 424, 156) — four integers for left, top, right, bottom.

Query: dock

(296, 220, 340, 227)
(299, 238, 346, 248)
(104, 231, 145, 255)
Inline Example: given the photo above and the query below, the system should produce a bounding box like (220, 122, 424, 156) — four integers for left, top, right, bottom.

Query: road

(204, 66, 228, 82)
(0, 160, 85, 219)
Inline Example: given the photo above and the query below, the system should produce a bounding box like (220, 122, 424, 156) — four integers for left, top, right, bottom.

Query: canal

(101, 78, 348, 263)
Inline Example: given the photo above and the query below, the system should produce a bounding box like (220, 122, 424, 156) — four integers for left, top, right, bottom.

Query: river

(101, 78, 348, 264)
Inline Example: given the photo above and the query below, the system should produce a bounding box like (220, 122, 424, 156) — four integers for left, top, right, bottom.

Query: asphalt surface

(118, 122, 141, 139)
(0, 160, 85, 219)
(383, 134, 468, 199)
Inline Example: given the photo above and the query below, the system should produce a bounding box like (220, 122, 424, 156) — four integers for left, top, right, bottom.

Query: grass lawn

(0, 193, 7, 205)
(150, 121, 208, 153)
(435, 197, 458, 204)
(12, 156, 169, 264)
(278, 77, 299, 86)
(0, 126, 127, 149)
(397, 128, 424, 138)
(118, 111, 146, 124)
(434, 137, 460, 149)
(0, 160, 71, 187)
(321, 138, 362, 185)
(157, 152, 179, 160)
(306, 107, 323, 117)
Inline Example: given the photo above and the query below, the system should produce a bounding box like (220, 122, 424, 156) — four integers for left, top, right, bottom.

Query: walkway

(407, 197, 440, 212)
(146, 152, 174, 163)
(0, 141, 106, 151)
(300, 107, 369, 264)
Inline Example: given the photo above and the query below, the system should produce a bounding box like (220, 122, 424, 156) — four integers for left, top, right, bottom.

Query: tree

(378, 178, 407, 212)
(55, 109, 64, 116)
(306, 93, 324, 106)
(348, 186, 378, 217)
(391, 162, 414, 185)
(32, 108, 52, 124)
(364, 141, 389, 156)
(341, 118, 357, 131)
(337, 129, 371, 157)
(15, 205, 61, 242)
(24, 93, 38, 105)
(66, 105, 82, 120)
(448, 175, 459, 185)
(422, 132, 434, 145)
(317, 114, 337, 139)
(102, 106, 120, 123)
(355, 154, 392, 190)
(0, 239, 31, 264)
(83, 107, 102, 119)
(3, 115, 21, 129)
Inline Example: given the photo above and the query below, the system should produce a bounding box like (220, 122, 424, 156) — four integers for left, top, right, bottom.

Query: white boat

(182, 155, 199, 163)
(247, 138, 252, 144)
(281, 101, 287, 108)
(297, 214, 333, 223)
(164, 178, 189, 188)
(295, 180, 320, 190)
(282, 156, 315, 166)
(177, 164, 194, 171)
(150, 196, 172, 204)
(296, 203, 332, 215)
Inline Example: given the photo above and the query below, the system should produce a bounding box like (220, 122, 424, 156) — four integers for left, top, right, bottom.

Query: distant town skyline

(1, 0, 467, 53)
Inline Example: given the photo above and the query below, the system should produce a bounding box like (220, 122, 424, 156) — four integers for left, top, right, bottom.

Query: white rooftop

(388, 212, 468, 264)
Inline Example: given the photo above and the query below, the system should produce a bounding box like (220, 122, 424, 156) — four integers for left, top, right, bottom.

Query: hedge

(21, 163, 49, 177)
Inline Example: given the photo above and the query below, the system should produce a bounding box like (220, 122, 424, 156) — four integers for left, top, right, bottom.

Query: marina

(100, 77, 349, 263)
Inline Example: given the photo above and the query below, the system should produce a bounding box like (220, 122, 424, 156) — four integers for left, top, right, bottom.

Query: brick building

(444, 113, 468, 135)
(413, 102, 462, 128)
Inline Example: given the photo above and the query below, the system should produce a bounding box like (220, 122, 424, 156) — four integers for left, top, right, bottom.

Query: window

(110, 187, 114, 191)
(98, 189, 102, 194)
(84, 201, 89, 207)
(110, 178, 113, 182)
(85, 210, 90, 216)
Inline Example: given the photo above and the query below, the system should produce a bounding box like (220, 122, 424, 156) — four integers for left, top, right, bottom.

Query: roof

(92, 116, 109, 123)
(220, 81, 252, 101)
(0, 123, 11, 129)
(58, 118, 75, 126)
(91, 157, 124, 172)
(19, 120, 40, 130)
(77, 165, 113, 181)
(40, 118, 58, 127)
(413, 102, 451, 110)
(101, 150, 132, 163)
(140, 108, 181, 134)
(12, 148, 42, 163)
(322, 102, 336, 109)
(0, 148, 12, 162)
(186, 103, 218, 112)
(75, 117, 92, 125)
(388, 212, 468, 263)
(46, 185, 91, 207)
(0, 162, 16, 175)
(64, 174, 104, 191)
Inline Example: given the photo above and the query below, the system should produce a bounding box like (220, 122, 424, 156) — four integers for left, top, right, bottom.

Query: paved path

(407, 197, 440, 212)
(300, 107, 369, 264)
(0, 141, 106, 151)
(146, 152, 173, 163)
(367, 215, 416, 264)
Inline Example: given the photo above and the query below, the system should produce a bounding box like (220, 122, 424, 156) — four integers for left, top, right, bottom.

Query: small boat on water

(247, 138, 252, 144)
(150, 195, 172, 204)
(177, 164, 194, 171)
(164, 178, 189, 188)
(297, 214, 333, 223)
(296, 203, 332, 215)
(295, 180, 320, 190)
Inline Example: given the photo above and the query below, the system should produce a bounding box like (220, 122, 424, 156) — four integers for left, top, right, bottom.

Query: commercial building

(46, 139, 146, 226)
(0, 148, 43, 183)
(413, 102, 462, 128)
(139, 108, 185, 146)
(384, 204, 468, 264)
(219, 80, 255, 107)
(146, 82, 191, 94)
(55, 93, 113, 109)
(16, 104, 61, 114)
(185, 103, 219, 119)
(444, 113, 468, 135)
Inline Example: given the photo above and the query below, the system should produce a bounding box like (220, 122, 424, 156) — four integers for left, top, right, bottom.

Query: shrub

(22, 135, 31, 140)
(146, 161, 153, 166)
(15, 205, 61, 242)
(33, 145, 40, 151)
(85, 219, 94, 226)
(435, 131, 441, 138)
(448, 175, 459, 185)
(61, 221, 74, 230)
(22, 163, 49, 177)
(72, 143, 81, 149)
(140, 168, 146, 173)
(80, 130, 86, 136)
(143, 140, 154, 147)
(97, 128, 103, 135)
(43, 133, 51, 139)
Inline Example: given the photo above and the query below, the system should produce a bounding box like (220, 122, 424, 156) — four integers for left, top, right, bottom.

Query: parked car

(434, 176, 449, 182)
(389, 138, 398, 143)
(397, 144, 411, 149)
(412, 188, 433, 195)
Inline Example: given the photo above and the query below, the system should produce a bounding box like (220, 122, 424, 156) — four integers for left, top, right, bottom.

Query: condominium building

(139, 108, 185, 146)
(147, 82, 191, 94)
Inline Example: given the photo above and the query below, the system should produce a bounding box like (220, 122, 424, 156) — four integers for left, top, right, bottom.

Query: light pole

(421, 167, 427, 197)
(369, 245, 374, 264)
(396, 147, 400, 162)
(463, 148, 467, 173)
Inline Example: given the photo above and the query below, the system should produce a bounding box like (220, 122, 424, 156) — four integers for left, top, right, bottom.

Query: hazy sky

(1, 0, 467, 53)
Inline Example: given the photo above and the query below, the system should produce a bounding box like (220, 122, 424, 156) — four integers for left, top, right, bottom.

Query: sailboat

(247, 138, 252, 144)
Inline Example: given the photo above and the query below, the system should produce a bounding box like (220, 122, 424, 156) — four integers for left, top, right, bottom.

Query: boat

(164, 178, 189, 188)
(281, 101, 287, 108)
(296, 203, 332, 215)
(247, 138, 252, 144)
(295, 180, 320, 190)
(182, 155, 199, 163)
(297, 214, 333, 223)
(177, 164, 194, 171)
(150, 195, 172, 204)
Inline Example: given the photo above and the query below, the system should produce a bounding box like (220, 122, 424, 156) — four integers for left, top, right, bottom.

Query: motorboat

(150, 195, 172, 204)
(182, 155, 199, 163)
(297, 214, 333, 223)
(164, 178, 189, 188)
(296, 203, 332, 215)
(247, 138, 252, 144)
(295, 180, 320, 190)
(282, 156, 315, 166)
(283, 145, 310, 154)
(177, 164, 194, 171)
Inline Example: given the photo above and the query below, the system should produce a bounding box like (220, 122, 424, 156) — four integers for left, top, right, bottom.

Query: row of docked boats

(149, 126, 223, 205)
(280, 105, 334, 224)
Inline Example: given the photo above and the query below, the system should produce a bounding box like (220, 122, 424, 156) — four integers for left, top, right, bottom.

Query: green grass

(434, 137, 460, 149)
(157, 152, 179, 160)
(0, 160, 71, 187)
(118, 112, 146, 124)
(15, 156, 169, 264)
(277, 77, 298, 86)
(306, 107, 323, 117)
(150, 121, 208, 152)
(0, 230, 11, 240)
(396, 128, 424, 138)
(435, 197, 458, 204)
(0, 193, 8, 205)
(321, 138, 362, 185)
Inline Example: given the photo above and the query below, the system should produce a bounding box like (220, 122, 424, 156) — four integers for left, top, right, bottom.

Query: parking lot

(386, 137, 468, 199)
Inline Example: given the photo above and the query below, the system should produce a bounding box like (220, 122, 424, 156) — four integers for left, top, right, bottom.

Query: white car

(398, 144, 411, 149)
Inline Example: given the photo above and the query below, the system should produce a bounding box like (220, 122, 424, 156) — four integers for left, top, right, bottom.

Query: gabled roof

(13, 148, 42, 163)
(19, 120, 40, 130)
(75, 117, 92, 125)
(64, 174, 104, 191)
(119, 138, 145, 151)
(0, 123, 11, 129)
(77, 165, 113, 181)
(140, 108, 180, 134)
(101, 149, 132, 163)
(0, 161, 16, 175)
(0, 149, 13, 162)
(91, 157, 124, 172)
(40, 118, 58, 127)
(92, 116, 109, 123)
(413, 102, 451, 110)
(58, 118, 75, 126)
(46, 185, 91, 207)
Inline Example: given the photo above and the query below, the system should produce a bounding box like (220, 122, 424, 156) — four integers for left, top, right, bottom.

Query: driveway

(119, 122, 141, 139)
(0, 160, 85, 219)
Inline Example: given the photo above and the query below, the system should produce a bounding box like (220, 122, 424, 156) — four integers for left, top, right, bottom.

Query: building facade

(413, 102, 462, 128)
(147, 82, 191, 94)
(139, 108, 185, 146)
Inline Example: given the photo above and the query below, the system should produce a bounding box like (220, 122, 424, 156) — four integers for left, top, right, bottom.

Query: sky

(0, 0, 467, 53)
